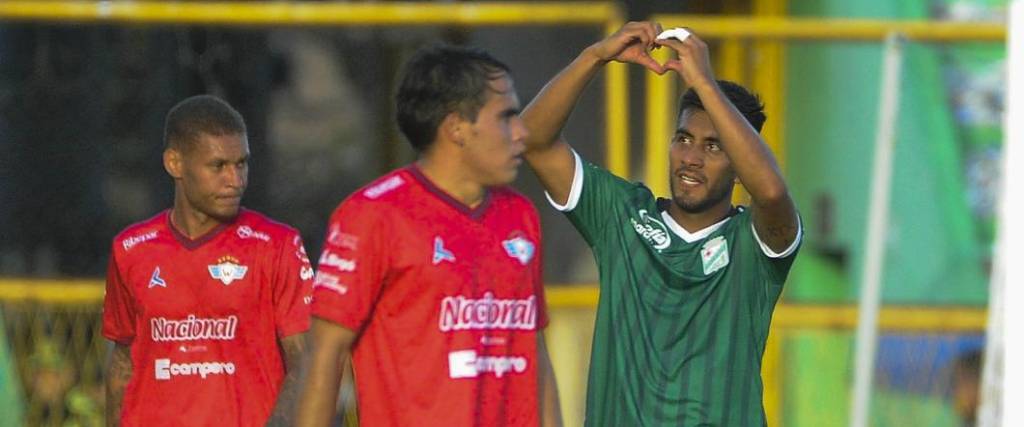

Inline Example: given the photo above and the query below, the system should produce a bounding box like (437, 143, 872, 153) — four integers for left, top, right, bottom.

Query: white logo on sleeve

(313, 273, 348, 295)
(319, 251, 356, 272)
(363, 175, 405, 199)
(122, 230, 158, 251)
(448, 350, 528, 379)
(300, 266, 315, 280)
(155, 358, 236, 380)
(701, 236, 730, 275)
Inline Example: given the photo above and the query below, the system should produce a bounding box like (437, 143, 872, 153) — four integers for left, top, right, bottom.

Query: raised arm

(295, 319, 357, 427)
(523, 22, 666, 204)
(266, 333, 307, 427)
(657, 33, 799, 252)
(106, 343, 132, 427)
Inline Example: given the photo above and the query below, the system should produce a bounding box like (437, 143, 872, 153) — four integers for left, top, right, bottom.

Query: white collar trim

(660, 209, 733, 243)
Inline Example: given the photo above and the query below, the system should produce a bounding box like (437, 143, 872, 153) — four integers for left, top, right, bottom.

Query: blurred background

(0, 0, 1006, 426)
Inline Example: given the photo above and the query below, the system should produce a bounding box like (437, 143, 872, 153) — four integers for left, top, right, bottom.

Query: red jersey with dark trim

(312, 166, 548, 427)
(103, 209, 314, 427)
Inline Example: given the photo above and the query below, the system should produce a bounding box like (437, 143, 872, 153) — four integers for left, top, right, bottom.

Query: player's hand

(655, 30, 716, 89)
(585, 21, 666, 75)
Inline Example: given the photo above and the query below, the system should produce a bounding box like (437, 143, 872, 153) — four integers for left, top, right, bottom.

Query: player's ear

(440, 112, 467, 147)
(164, 147, 184, 179)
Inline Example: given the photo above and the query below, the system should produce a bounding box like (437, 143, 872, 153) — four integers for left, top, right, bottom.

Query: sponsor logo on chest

(438, 292, 537, 332)
(448, 350, 528, 379)
(155, 358, 236, 380)
(208, 256, 248, 285)
(630, 209, 671, 251)
(151, 314, 239, 342)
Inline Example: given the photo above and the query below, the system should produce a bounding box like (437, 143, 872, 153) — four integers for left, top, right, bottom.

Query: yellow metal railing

(0, 0, 630, 178)
(0, 279, 986, 329)
(643, 16, 1007, 198)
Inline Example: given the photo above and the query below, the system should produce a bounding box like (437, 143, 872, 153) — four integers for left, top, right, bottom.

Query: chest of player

(123, 239, 274, 321)
(388, 211, 540, 298)
(617, 204, 749, 285)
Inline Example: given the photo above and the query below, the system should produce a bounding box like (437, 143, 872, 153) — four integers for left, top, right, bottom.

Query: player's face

(176, 133, 249, 222)
(668, 108, 736, 214)
(461, 74, 528, 187)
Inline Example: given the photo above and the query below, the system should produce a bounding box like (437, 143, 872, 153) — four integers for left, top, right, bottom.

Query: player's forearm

(295, 353, 345, 427)
(267, 334, 307, 427)
(523, 46, 605, 154)
(537, 335, 563, 427)
(106, 343, 132, 427)
(692, 82, 789, 205)
(296, 323, 352, 427)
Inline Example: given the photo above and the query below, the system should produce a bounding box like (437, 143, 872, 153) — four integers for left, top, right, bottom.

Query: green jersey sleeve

(544, 150, 648, 247)
(743, 210, 804, 286)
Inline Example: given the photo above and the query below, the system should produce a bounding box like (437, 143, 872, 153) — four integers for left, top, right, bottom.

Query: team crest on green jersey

(701, 236, 730, 275)
(630, 209, 671, 250)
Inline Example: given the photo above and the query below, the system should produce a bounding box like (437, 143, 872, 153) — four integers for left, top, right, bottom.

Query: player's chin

(490, 165, 520, 186)
(207, 203, 241, 222)
(672, 194, 706, 213)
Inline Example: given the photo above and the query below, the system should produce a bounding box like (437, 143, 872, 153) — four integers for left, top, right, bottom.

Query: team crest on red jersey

(502, 235, 535, 265)
(208, 256, 248, 285)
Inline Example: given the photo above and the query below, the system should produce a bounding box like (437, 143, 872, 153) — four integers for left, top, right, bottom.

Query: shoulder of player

(355, 167, 414, 203)
(235, 209, 302, 246)
(112, 210, 169, 254)
(489, 186, 535, 209)
(329, 168, 413, 218)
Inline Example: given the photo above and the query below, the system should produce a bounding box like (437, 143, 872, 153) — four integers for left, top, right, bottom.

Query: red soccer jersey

(312, 166, 548, 427)
(103, 209, 314, 427)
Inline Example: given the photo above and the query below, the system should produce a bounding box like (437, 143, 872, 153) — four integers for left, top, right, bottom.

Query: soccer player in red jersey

(103, 95, 314, 427)
(296, 46, 562, 427)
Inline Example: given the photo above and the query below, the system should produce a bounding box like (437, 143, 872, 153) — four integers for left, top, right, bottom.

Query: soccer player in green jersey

(522, 22, 802, 426)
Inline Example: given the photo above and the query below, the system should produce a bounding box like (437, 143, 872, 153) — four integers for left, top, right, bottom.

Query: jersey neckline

(165, 209, 240, 250)
(406, 165, 492, 220)
(656, 200, 742, 244)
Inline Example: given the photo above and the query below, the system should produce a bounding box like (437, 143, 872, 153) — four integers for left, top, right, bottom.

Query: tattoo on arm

(106, 343, 132, 427)
(766, 224, 797, 247)
(266, 334, 307, 427)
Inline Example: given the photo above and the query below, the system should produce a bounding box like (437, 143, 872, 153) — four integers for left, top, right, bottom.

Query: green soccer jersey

(549, 153, 801, 427)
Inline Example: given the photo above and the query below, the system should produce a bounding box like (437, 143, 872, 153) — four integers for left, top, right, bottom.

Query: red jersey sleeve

(311, 200, 389, 332)
(102, 247, 136, 344)
(273, 232, 315, 338)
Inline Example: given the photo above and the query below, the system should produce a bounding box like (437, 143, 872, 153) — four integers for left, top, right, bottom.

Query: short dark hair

(395, 45, 511, 152)
(678, 80, 766, 132)
(164, 95, 247, 152)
